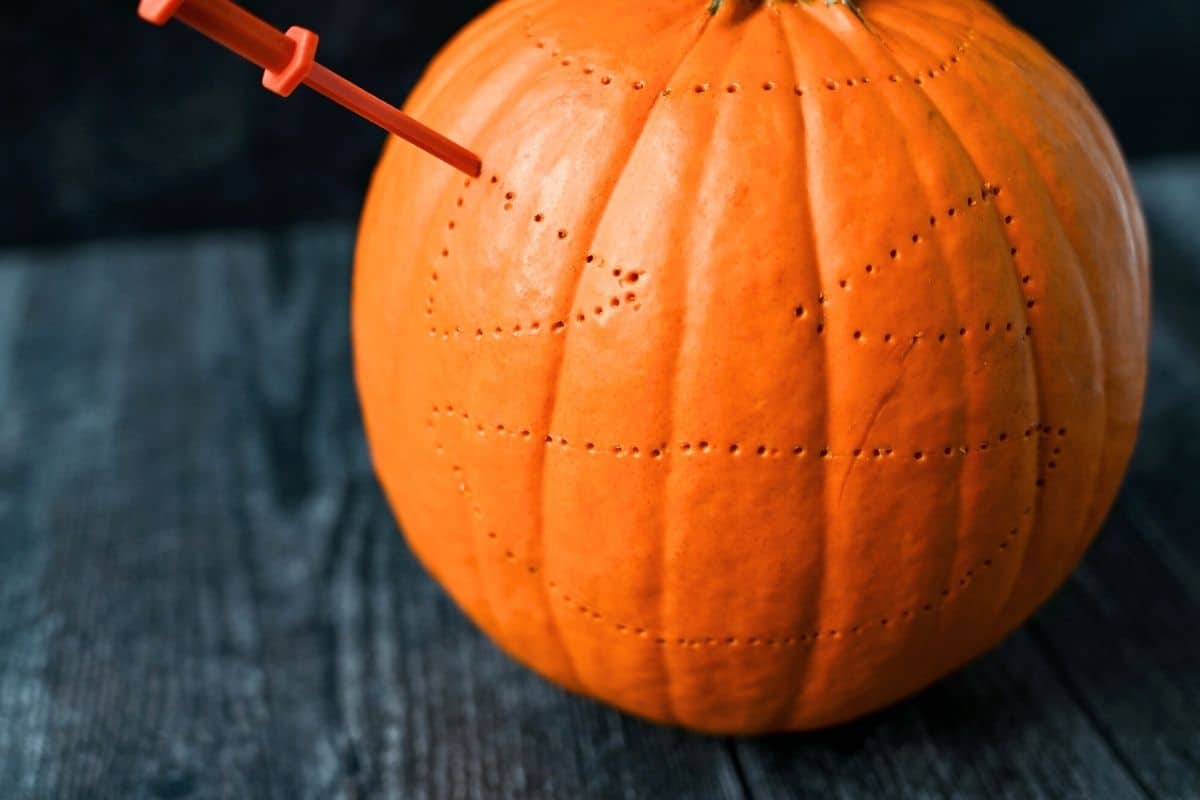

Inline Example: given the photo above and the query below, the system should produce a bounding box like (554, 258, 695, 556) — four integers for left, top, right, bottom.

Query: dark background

(3, 3, 1200, 797)
(3, 0, 1198, 247)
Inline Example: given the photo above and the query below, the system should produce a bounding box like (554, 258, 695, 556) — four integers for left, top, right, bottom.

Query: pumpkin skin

(352, 0, 1149, 733)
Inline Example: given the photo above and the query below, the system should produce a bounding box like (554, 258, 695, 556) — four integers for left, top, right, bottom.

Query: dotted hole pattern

(524, 25, 975, 98)
(415, 15, 1059, 649)
(431, 409, 1063, 649)
(433, 404, 1064, 467)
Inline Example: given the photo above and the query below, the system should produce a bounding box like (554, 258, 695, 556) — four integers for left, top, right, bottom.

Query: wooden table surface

(1, 160, 1197, 799)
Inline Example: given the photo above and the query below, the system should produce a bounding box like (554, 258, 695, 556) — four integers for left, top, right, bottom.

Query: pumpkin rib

(652, 20, 728, 723)
(872, 5, 1041, 595)
(900, 53, 1047, 632)
(905, 23, 1111, 625)
(793, 4, 973, 711)
(953, 22, 1128, 607)
(532, 10, 718, 721)
(878, 0, 974, 42)
(823, 175, 990, 306)
(1004, 132, 1112, 611)
(895, 17, 1113, 631)
(807, 5, 972, 647)
(776, 7, 834, 726)
(1039, 58, 1149, 538)
(361, 1, 561, 660)
(888, 4, 1074, 631)
(422, 17, 594, 690)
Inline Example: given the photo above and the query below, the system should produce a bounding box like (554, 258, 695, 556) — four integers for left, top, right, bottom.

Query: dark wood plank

(1026, 503, 1200, 800)
(0, 235, 281, 799)
(0, 227, 746, 799)
(732, 628, 1148, 800)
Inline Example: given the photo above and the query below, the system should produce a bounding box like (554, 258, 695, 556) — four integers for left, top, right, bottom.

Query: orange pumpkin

(352, 0, 1149, 732)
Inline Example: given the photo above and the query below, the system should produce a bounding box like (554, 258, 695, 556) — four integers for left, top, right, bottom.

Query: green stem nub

(709, 0, 864, 22)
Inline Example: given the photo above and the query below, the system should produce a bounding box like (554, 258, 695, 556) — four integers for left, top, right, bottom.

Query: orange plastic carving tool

(138, 0, 483, 177)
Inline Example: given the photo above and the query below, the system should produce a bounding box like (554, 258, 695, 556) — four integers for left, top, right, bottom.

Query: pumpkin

(352, 0, 1149, 733)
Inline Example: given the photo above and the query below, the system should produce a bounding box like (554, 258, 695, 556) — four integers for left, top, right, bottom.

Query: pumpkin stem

(709, 0, 866, 25)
